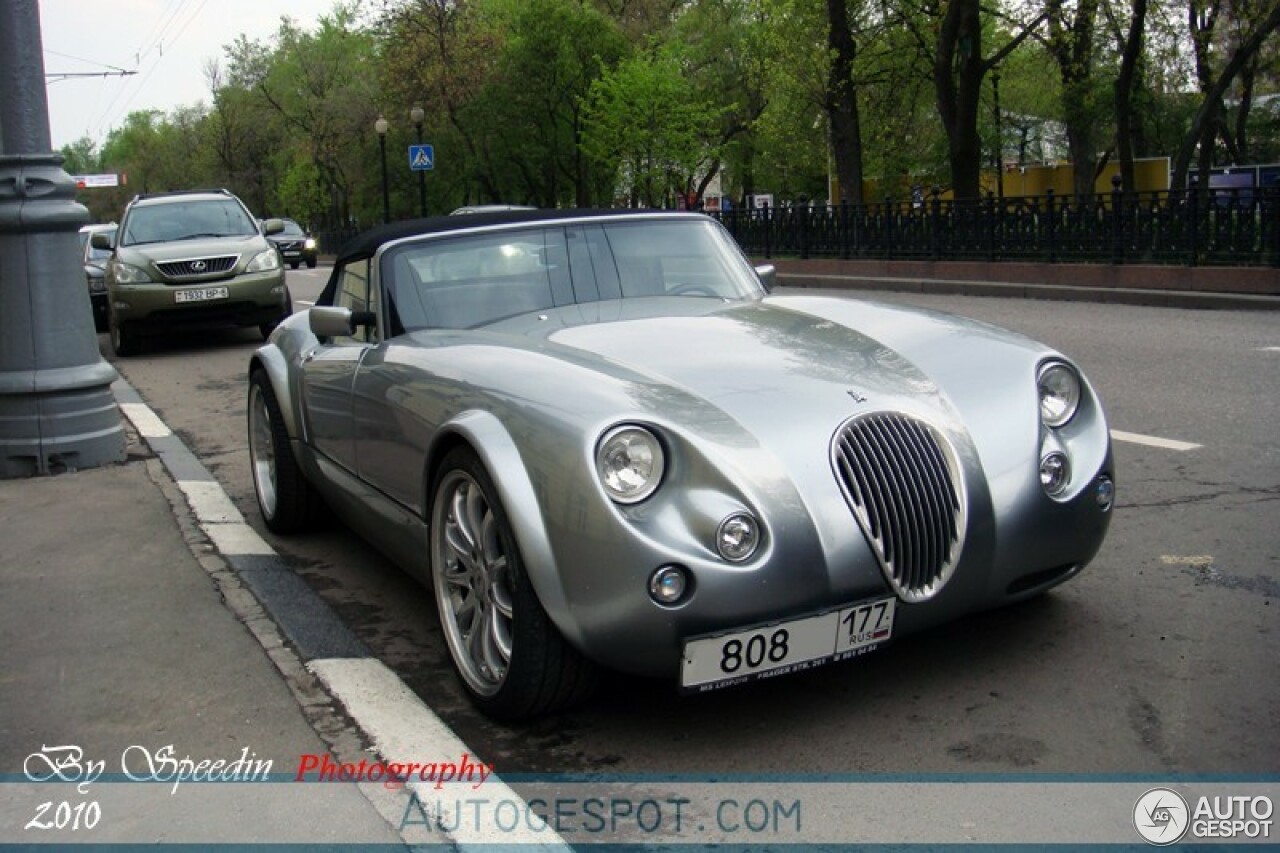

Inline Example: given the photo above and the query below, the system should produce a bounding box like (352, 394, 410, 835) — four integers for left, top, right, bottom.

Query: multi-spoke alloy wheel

(248, 381, 279, 519)
(429, 447, 598, 719)
(432, 469, 515, 696)
(246, 370, 321, 533)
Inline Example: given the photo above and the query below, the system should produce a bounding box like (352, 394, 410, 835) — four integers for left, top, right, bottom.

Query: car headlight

(596, 425, 665, 504)
(247, 248, 282, 272)
(1038, 361, 1081, 428)
(110, 260, 151, 284)
(304, 238, 317, 250)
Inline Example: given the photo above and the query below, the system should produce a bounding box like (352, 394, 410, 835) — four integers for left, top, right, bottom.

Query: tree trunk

(1114, 0, 1147, 194)
(825, 0, 864, 205)
(1047, 0, 1100, 198)
(934, 0, 986, 199)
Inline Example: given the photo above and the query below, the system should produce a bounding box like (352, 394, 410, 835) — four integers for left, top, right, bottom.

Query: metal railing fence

(712, 184, 1280, 267)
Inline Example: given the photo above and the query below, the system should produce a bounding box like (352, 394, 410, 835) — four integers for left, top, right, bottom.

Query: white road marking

(177, 480, 245, 524)
(309, 658, 569, 850)
(119, 402, 172, 438)
(296, 300, 314, 307)
(1259, 346, 1280, 352)
(1110, 429, 1201, 452)
(203, 522, 276, 555)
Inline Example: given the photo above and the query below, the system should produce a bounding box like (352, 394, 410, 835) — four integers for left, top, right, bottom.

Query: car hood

(475, 294, 1049, 441)
(118, 234, 265, 263)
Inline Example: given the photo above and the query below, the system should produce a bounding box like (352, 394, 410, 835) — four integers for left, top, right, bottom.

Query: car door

(301, 258, 374, 473)
(351, 227, 575, 516)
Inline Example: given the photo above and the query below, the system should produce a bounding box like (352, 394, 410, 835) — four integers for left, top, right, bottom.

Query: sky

(38, 0, 340, 152)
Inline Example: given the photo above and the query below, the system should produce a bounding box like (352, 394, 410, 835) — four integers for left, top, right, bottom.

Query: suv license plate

(680, 597, 895, 692)
(175, 286, 229, 303)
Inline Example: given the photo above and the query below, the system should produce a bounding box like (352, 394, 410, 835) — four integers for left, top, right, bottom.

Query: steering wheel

(668, 283, 719, 297)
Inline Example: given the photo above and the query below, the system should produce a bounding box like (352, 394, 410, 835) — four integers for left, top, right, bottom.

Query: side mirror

(755, 263, 777, 292)
(90, 232, 114, 250)
(262, 218, 285, 236)
(309, 306, 376, 338)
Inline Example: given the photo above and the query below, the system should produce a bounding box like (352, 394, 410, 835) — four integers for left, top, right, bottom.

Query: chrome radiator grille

(156, 255, 238, 279)
(831, 412, 965, 602)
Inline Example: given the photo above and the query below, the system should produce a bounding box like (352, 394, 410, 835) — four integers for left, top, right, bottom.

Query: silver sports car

(247, 209, 1114, 719)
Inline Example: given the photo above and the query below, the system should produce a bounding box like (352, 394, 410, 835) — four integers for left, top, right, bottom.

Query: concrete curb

(112, 377, 571, 851)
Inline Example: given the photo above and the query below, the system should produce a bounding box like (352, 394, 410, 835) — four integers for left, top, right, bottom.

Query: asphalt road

(102, 267, 1279, 777)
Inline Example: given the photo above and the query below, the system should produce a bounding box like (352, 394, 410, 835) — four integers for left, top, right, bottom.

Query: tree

(583, 47, 720, 205)
(932, 0, 1047, 199)
(1045, 0, 1107, 197)
(826, 0, 866, 203)
(1111, 0, 1149, 194)
(1171, 0, 1280, 190)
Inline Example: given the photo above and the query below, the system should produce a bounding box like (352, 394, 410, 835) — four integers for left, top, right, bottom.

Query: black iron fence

(713, 184, 1280, 267)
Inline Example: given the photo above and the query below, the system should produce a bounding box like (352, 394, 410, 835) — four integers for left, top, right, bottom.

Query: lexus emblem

(191, 260, 207, 272)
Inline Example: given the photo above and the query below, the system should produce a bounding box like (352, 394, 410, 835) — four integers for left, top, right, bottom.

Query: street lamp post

(410, 104, 428, 217)
(375, 115, 390, 224)
(991, 71, 1005, 201)
(0, 0, 125, 477)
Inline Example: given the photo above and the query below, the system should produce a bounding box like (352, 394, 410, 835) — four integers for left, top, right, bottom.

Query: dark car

(266, 218, 318, 269)
(79, 222, 117, 332)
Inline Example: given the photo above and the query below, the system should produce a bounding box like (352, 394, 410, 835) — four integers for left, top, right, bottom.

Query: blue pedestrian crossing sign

(408, 144, 434, 171)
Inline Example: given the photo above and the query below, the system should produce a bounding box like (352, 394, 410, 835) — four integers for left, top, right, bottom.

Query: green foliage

(62, 0, 1280, 225)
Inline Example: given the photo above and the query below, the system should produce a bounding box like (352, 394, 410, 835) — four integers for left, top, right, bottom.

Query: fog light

(716, 513, 760, 562)
(1039, 452, 1070, 496)
(1095, 475, 1114, 511)
(649, 565, 689, 605)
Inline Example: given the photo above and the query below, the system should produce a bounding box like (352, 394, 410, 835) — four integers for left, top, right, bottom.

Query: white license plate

(681, 597, 895, 692)
(174, 286, 229, 303)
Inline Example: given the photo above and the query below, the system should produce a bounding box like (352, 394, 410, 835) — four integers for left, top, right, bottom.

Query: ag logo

(1134, 787, 1190, 845)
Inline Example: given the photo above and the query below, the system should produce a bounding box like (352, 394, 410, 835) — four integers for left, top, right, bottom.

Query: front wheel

(108, 309, 140, 357)
(247, 370, 323, 533)
(430, 447, 598, 719)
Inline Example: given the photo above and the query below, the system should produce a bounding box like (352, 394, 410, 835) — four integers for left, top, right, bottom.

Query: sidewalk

(0, 420, 408, 844)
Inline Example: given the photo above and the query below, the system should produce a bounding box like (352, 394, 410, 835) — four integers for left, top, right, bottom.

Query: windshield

(121, 199, 257, 246)
(381, 218, 762, 332)
(281, 220, 306, 236)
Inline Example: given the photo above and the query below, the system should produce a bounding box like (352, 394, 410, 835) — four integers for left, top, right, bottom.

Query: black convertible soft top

(319, 207, 675, 305)
(331, 208, 670, 266)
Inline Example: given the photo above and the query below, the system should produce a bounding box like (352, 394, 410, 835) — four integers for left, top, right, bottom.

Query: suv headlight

(110, 260, 151, 284)
(304, 238, 317, 250)
(247, 248, 281, 272)
(596, 425, 665, 504)
(1037, 361, 1081, 428)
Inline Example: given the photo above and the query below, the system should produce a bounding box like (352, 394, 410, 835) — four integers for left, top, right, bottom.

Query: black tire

(306, 258, 317, 269)
(290, 261, 300, 270)
(429, 446, 598, 719)
(108, 308, 140, 357)
(259, 289, 293, 340)
(247, 370, 323, 533)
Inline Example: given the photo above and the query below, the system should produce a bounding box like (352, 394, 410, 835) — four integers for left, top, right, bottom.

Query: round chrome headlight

(1038, 362, 1081, 428)
(716, 513, 761, 562)
(1040, 451, 1070, 496)
(596, 425, 665, 504)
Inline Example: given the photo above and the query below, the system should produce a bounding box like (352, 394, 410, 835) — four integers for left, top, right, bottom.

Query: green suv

(94, 189, 291, 356)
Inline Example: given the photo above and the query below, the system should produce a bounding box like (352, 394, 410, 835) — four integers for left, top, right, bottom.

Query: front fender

(249, 343, 301, 441)
(430, 409, 586, 651)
